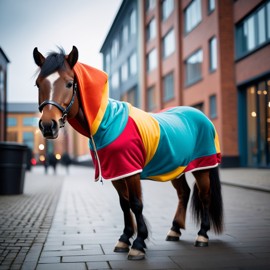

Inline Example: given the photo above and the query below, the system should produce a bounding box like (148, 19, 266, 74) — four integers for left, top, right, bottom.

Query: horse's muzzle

(39, 119, 59, 139)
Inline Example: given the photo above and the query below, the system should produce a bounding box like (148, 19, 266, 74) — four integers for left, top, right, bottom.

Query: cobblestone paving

(1, 166, 270, 270)
(0, 170, 63, 270)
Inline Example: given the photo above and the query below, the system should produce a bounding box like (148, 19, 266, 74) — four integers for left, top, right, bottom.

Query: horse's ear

(67, 46, 78, 69)
(33, 47, 45, 67)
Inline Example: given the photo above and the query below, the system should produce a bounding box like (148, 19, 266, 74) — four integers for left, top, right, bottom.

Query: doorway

(246, 78, 270, 167)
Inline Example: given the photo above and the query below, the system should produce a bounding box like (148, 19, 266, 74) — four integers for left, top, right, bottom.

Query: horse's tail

(191, 167, 223, 234)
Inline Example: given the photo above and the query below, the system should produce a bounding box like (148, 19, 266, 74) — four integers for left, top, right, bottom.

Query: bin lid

(0, 142, 29, 150)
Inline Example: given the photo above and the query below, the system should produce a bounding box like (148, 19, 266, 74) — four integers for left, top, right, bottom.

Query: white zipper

(90, 135, 103, 184)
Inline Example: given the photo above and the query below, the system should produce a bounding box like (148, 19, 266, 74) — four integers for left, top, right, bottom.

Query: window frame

(184, 0, 202, 34)
(235, 0, 270, 60)
(147, 48, 157, 73)
(163, 72, 174, 102)
(185, 49, 203, 86)
(209, 36, 217, 72)
(209, 94, 217, 119)
(162, 28, 175, 59)
(161, 0, 174, 21)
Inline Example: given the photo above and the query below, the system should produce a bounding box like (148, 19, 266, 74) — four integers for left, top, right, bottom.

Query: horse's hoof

(194, 235, 208, 247)
(166, 230, 180, 241)
(114, 241, 130, 253)
(127, 248, 145, 260)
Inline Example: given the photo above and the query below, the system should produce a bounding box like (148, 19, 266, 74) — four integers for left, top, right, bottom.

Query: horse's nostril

(51, 120, 57, 129)
(39, 119, 59, 138)
(39, 119, 44, 130)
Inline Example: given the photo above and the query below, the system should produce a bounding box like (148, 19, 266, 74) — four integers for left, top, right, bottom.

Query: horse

(33, 46, 223, 260)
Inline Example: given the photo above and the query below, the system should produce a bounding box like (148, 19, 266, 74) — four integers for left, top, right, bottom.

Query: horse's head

(33, 46, 79, 139)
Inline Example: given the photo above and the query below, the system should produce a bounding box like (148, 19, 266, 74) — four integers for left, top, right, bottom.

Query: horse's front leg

(112, 179, 135, 253)
(126, 174, 148, 260)
(166, 174, 190, 241)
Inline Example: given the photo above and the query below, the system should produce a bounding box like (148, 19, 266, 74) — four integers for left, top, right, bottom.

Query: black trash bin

(0, 142, 28, 195)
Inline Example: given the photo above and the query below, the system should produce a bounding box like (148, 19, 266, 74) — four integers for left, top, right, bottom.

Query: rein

(38, 81, 77, 128)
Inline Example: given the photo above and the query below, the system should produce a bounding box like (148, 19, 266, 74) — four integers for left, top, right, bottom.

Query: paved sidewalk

(0, 165, 270, 269)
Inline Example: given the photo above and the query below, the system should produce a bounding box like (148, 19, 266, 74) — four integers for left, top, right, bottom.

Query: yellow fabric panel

(148, 165, 186, 182)
(214, 130, 221, 153)
(128, 105, 160, 166)
(91, 81, 109, 136)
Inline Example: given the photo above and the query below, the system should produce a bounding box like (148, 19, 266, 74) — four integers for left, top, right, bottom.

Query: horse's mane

(40, 47, 66, 77)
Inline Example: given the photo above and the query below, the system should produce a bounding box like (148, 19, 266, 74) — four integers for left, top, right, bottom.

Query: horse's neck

(74, 107, 91, 137)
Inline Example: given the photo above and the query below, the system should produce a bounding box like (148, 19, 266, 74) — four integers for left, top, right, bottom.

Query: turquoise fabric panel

(140, 106, 216, 179)
(89, 99, 129, 150)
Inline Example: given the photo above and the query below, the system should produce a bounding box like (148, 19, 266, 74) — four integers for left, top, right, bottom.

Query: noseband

(38, 81, 77, 128)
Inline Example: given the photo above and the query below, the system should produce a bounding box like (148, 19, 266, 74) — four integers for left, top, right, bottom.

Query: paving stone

(86, 261, 110, 269)
(38, 256, 61, 263)
(36, 262, 87, 270)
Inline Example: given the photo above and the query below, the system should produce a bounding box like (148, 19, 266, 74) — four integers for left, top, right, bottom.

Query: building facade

(0, 48, 9, 141)
(235, 0, 270, 167)
(100, 0, 270, 168)
(100, 0, 140, 107)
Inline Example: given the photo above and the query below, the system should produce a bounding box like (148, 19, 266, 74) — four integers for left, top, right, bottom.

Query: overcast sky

(0, 0, 122, 103)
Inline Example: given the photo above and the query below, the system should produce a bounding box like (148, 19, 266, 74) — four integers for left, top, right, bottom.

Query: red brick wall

(218, 0, 238, 156)
(234, 0, 263, 23)
(236, 46, 270, 84)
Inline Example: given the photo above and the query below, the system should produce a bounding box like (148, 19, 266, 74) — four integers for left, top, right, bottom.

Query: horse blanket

(69, 63, 221, 182)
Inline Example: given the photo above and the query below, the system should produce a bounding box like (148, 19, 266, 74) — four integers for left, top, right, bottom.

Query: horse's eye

(66, 81, 73, 89)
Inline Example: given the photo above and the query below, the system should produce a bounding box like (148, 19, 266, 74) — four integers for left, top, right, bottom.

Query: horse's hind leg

(112, 179, 135, 253)
(166, 174, 190, 241)
(126, 174, 148, 260)
(192, 170, 211, 247)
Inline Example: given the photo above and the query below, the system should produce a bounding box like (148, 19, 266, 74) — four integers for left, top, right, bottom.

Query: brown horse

(33, 46, 223, 260)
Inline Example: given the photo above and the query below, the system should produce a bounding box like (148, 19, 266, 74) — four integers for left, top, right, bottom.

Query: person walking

(61, 152, 72, 174)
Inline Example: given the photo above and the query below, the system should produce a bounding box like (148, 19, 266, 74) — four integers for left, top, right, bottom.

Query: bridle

(38, 81, 77, 128)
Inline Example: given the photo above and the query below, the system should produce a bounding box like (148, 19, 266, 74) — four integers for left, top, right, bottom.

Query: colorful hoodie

(69, 63, 221, 182)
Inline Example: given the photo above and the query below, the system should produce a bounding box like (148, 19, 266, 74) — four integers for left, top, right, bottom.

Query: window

(258, 7, 266, 44)
(111, 39, 119, 59)
(208, 0, 215, 13)
(163, 28, 175, 58)
(122, 24, 129, 47)
(163, 72, 174, 102)
(111, 70, 119, 89)
(105, 52, 110, 74)
(121, 62, 128, 82)
(193, 103, 204, 112)
(146, 0, 155, 12)
(209, 36, 217, 72)
(129, 52, 137, 75)
(147, 49, 157, 72)
(130, 9, 137, 35)
(185, 0, 202, 34)
(0, 70, 4, 91)
(185, 49, 203, 86)
(23, 117, 39, 127)
(7, 117, 17, 127)
(147, 86, 156, 111)
(23, 132, 34, 149)
(161, 0, 174, 21)
(146, 18, 156, 41)
(236, 0, 270, 59)
(209, 95, 217, 119)
(127, 88, 136, 105)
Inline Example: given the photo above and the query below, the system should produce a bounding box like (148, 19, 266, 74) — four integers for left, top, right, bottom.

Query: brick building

(0, 47, 9, 141)
(100, 0, 270, 168)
